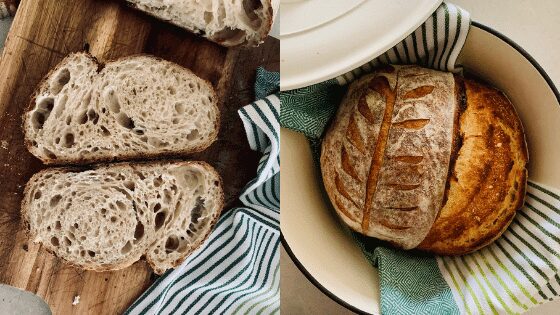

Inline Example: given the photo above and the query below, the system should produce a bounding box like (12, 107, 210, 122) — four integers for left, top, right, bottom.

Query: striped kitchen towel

(280, 2, 560, 314)
(126, 68, 280, 315)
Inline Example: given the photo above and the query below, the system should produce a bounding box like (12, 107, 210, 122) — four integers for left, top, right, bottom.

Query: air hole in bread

(101, 208, 107, 214)
(153, 176, 163, 187)
(189, 223, 197, 233)
(34, 191, 42, 199)
(188, 83, 195, 89)
(104, 88, 121, 114)
(168, 87, 176, 95)
(79, 250, 85, 257)
(88, 250, 96, 257)
(38, 97, 55, 112)
(43, 148, 57, 160)
(147, 137, 164, 147)
(65, 116, 72, 125)
(32, 140, 37, 147)
(165, 235, 179, 252)
(153, 203, 161, 212)
(63, 133, 75, 148)
(163, 190, 172, 204)
(115, 201, 126, 211)
(204, 11, 213, 23)
(186, 129, 200, 141)
(74, 223, 79, 229)
(31, 111, 47, 130)
(243, 0, 264, 27)
(119, 241, 131, 254)
(54, 137, 60, 144)
(175, 103, 186, 114)
(155, 212, 165, 230)
(191, 197, 205, 224)
(64, 236, 71, 246)
(172, 118, 179, 125)
(87, 109, 99, 124)
(133, 127, 145, 135)
(55, 220, 61, 230)
(134, 221, 144, 241)
(50, 194, 62, 207)
(100, 126, 111, 137)
(110, 216, 117, 222)
(77, 110, 88, 124)
(117, 113, 134, 129)
(124, 181, 135, 191)
(50, 237, 59, 247)
(50, 68, 71, 95)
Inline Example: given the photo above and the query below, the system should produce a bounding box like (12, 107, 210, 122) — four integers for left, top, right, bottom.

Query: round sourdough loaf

(320, 65, 528, 254)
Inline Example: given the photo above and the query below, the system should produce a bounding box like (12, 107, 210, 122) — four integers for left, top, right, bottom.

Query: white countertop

(280, 0, 560, 313)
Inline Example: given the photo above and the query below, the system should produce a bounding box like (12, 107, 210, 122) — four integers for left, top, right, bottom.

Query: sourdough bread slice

(126, 0, 275, 46)
(23, 52, 219, 165)
(22, 161, 223, 274)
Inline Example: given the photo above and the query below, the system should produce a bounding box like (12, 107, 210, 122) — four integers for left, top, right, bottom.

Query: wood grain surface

(0, 0, 279, 314)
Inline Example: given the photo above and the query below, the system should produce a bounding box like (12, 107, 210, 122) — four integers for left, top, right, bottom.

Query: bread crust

(321, 66, 528, 255)
(23, 52, 220, 165)
(321, 65, 458, 249)
(417, 79, 528, 255)
(21, 160, 225, 274)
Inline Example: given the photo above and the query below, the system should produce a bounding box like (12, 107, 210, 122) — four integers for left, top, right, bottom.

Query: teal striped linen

(281, 2, 560, 314)
(126, 68, 280, 315)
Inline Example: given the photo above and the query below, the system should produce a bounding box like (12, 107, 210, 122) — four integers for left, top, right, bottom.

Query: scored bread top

(417, 79, 528, 255)
(23, 52, 219, 165)
(126, 0, 275, 47)
(22, 161, 224, 274)
(321, 65, 458, 249)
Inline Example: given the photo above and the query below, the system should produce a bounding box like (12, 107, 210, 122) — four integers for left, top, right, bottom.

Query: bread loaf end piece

(126, 0, 275, 47)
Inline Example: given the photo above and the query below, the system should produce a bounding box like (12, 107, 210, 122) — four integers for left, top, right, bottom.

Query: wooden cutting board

(0, 0, 279, 314)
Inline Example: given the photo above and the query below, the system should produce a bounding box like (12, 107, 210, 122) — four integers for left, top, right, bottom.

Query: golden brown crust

(417, 79, 528, 255)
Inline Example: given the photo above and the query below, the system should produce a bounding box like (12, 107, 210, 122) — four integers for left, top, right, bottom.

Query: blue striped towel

(281, 2, 560, 314)
(126, 68, 280, 315)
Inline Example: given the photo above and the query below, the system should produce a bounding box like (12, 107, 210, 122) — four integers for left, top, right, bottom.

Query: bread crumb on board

(72, 295, 80, 306)
(0, 140, 7, 150)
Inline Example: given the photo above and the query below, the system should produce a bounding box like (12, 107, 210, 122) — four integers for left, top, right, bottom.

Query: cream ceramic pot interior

(281, 24, 560, 314)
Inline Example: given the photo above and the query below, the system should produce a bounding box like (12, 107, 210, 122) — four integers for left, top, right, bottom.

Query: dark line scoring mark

(393, 119, 430, 129)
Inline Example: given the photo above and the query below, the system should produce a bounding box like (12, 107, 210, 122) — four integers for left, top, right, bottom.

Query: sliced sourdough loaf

(126, 0, 275, 46)
(22, 161, 223, 274)
(23, 52, 219, 165)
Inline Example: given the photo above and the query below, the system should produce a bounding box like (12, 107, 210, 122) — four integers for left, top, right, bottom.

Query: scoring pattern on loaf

(24, 53, 219, 165)
(22, 161, 223, 274)
(321, 65, 458, 249)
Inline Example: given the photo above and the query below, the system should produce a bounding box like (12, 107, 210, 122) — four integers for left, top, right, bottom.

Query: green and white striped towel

(126, 68, 280, 315)
(280, 2, 560, 314)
